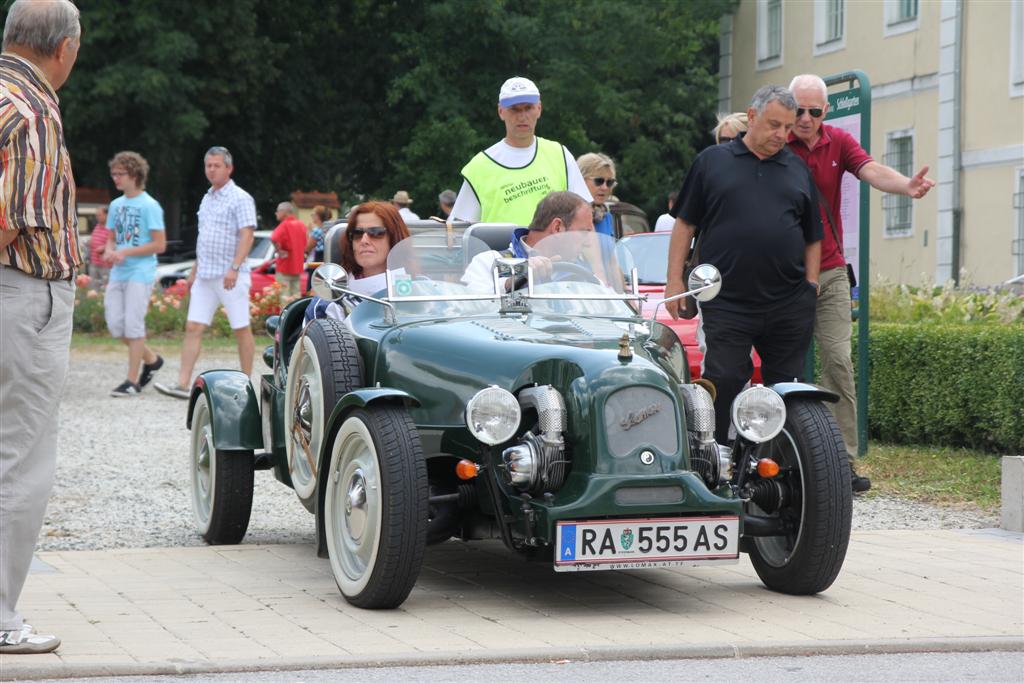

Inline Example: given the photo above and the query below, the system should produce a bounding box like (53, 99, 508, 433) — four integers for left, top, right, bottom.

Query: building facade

(719, 0, 1024, 286)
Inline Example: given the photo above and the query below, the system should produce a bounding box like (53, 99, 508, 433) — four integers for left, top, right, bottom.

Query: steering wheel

(550, 261, 603, 285)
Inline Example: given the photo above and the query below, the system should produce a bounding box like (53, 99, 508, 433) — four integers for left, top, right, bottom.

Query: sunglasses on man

(349, 226, 388, 241)
(590, 177, 617, 188)
(797, 107, 824, 118)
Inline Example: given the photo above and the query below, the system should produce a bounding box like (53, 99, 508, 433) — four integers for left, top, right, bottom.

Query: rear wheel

(323, 405, 428, 609)
(190, 393, 254, 545)
(284, 319, 361, 511)
(746, 398, 851, 595)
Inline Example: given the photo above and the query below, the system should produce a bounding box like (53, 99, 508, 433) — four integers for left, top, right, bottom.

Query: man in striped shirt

(0, 0, 81, 655)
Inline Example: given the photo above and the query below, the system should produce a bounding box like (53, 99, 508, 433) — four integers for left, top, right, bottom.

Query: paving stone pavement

(1, 529, 1021, 680)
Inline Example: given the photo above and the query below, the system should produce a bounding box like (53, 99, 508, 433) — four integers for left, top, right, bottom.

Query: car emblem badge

(620, 528, 635, 550)
(621, 404, 662, 431)
(639, 450, 655, 465)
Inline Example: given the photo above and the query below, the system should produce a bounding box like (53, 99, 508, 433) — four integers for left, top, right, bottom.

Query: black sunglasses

(718, 135, 735, 144)
(797, 107, 824, 118)
(349, 226, 387, 240)
(591, 177, 617, 188)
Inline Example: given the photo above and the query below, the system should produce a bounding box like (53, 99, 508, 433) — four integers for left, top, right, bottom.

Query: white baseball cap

(498, 77, 540, 107)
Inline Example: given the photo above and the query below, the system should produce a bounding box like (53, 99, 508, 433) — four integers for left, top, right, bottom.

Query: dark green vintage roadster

(187, 229, 851, 609)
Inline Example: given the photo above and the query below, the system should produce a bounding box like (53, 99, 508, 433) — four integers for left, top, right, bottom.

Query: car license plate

(554, 516, 740, 572)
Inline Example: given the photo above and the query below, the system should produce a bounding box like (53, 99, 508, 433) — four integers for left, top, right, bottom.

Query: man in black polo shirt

(665, 85, 822, 442)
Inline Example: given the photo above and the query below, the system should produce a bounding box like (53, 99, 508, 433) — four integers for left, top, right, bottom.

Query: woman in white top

(305, 201, 410, 323)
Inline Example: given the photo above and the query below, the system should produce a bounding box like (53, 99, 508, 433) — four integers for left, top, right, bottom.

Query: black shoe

(850, 463, 872, 493)
(139, 355, 164, 388)
(110, 380, 141, 397)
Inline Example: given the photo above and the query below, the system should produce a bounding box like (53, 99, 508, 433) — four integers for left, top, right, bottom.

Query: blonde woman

(576, 152, 617, 238)
(713, 112, 748, 144)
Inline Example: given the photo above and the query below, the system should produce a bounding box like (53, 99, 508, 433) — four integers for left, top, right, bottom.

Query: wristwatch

(230, 263, 241, 272)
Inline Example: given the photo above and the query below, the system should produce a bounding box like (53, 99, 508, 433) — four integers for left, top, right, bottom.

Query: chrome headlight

(466, 386, 521, 445)
(730, 386, 786, 443)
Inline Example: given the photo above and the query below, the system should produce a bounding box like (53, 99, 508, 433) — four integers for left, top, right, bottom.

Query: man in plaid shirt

(156, 146, 257, 399)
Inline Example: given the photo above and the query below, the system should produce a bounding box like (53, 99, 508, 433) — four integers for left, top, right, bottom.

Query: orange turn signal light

(455, 459, 479, 480)
(757, 458, 780, 478)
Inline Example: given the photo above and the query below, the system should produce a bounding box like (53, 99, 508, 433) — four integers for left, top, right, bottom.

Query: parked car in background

(616, 231, 763, 383)
(157, 229, 275, 289)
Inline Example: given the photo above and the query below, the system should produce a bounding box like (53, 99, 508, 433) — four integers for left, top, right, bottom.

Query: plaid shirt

(195, 179, 257, 279)
(0, 53, 80, 280)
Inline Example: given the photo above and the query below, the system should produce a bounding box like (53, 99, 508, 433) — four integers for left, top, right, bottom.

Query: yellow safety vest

(461, 137, 569, 225)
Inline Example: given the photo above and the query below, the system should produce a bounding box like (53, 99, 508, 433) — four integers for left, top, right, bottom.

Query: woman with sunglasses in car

(576, 152, 618, 239)
(304, 201, 410, 323)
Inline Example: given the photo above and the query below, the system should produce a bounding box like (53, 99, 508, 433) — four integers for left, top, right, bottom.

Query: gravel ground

(39, 347, 999, 552)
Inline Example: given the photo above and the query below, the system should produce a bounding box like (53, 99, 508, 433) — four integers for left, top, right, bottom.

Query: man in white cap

(450, 76, 591, 225)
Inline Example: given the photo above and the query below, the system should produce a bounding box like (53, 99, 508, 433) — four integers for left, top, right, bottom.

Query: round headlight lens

(730, 386, 786, 443)
(466, 386, 521, 446)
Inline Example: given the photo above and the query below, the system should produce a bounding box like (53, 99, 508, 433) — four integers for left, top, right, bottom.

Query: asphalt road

(28, 651, 1024, 682)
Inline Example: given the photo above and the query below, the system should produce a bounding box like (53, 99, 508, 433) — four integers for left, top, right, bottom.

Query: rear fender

(187, 371, 263, 451)
(769, 381, 839, 404)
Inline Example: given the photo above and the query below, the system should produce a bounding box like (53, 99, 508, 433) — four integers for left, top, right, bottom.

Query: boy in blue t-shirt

(103, 151, 167, 397)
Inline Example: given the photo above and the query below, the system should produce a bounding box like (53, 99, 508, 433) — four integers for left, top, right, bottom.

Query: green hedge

(858, 323, 1024, 453)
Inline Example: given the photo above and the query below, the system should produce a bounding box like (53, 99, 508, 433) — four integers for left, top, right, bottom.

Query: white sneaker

(154, 381, 190, 400)
(0, 623, 60, 654)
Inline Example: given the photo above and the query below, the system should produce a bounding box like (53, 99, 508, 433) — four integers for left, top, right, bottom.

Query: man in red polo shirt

(787, 74, 935, 493)
(270, 201, 308, 302)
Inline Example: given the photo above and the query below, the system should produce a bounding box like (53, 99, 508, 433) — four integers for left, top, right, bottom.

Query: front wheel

(746, 398, 851, 595)
(323, 405, 428, 609)
(190, 393, 255, 545)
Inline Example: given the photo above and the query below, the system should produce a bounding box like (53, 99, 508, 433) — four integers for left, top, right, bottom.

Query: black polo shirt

(670, 136, 822, 312)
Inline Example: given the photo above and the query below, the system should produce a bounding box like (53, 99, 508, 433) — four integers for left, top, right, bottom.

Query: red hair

(341, 201, 410, 277)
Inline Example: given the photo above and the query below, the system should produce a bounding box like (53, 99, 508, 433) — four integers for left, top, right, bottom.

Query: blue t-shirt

(108, 192, 165, 283)
(594, 211, 614, 238)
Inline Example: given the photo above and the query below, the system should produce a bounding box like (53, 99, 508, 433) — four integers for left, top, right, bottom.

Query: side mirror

(687, 264, 722, 302)
(311, 263, 349, 301)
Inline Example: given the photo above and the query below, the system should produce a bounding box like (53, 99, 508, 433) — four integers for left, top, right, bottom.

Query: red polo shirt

(788, 124, 873, 271)
(271, 217, 308, 275)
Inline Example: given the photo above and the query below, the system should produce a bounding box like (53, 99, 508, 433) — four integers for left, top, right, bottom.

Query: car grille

(603, 386, 678, 458)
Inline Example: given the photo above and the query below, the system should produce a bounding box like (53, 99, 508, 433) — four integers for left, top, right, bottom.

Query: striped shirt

(0, 53, 80, 280)
(195, 179, 257, 279)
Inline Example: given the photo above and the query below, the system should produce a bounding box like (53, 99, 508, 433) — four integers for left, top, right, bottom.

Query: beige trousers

(0, 266, 74, 631)
(814, 266, 858, 458)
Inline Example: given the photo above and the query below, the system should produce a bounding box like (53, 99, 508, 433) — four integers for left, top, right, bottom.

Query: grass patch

(858, 442, 1002, 513)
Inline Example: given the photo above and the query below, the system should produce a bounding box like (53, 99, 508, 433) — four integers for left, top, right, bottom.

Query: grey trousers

(0, 265, 74, 631)
(814, 266, 858, 458)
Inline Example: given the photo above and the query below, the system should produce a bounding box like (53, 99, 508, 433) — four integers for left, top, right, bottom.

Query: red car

(617, 231, 762, 383)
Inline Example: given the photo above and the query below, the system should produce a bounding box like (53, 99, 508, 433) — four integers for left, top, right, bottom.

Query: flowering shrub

(870, 273, 1023, 325)
(72, 282, 282, 338)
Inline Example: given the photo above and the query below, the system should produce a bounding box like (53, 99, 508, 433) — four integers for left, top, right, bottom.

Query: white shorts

(186, 273, 251, 329)
(104, 279, 153, 338)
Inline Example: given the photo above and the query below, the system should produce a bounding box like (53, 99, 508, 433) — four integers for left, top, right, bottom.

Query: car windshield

(249, 235, 272, 261)
(617, 233, 670, 285)
(382, 230, 638, 320)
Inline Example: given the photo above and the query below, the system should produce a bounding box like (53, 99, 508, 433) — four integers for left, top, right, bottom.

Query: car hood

(371, 313, 677, 427)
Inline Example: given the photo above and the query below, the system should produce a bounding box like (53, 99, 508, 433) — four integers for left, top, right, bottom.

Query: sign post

(823, 70, 871, 457)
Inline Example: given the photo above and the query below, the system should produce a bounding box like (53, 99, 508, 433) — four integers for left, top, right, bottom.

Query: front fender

(770, 381, 839, 404)
(323, 388, 421, 436)
(187, 370, 263, 451)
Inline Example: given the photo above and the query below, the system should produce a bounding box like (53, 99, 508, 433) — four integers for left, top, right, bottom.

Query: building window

(814, 0, 846, 54)
(892, 0, 917, 23)
(883, 131, 914, 238)
(1011, 0, 1024, 97)
(757, 0, 783, 70)
(884, 0, 919, 37)
(1014, 170, 1024, 276)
